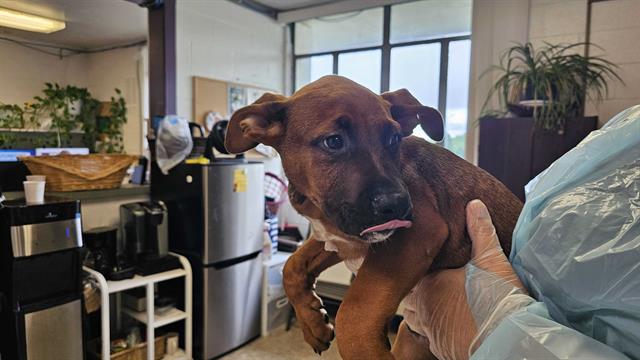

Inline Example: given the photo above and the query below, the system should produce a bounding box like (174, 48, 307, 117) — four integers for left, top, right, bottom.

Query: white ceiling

(0, 0, 146, 49)
(253, 0, 339, 11)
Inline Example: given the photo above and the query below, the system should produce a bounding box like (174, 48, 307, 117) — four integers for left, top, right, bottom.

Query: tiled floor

(221, 324, 341, 360)
(221, 323, 398, 360)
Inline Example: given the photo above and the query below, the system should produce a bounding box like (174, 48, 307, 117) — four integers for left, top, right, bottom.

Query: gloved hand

(402, 199, 532, 360)
(403, 200, 630, 360)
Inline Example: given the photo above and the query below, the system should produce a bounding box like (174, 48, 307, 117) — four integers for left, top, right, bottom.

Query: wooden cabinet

(478, 116, 597, 201)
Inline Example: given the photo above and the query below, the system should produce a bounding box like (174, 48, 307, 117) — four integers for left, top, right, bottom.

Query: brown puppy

(225, 76, 522, 359)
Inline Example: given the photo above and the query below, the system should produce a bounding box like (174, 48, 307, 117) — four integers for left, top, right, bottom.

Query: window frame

(291, 5, 471, 120)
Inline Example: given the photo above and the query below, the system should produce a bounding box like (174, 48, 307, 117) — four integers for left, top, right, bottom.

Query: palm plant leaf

(481, 42, 622, 131)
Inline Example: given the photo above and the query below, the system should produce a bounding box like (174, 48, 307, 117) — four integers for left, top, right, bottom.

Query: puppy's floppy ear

(225, 93, 288, 153)
(381, 88, 444, 142)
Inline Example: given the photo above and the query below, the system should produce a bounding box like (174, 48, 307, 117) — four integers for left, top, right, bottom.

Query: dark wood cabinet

(478, 116, 597, 201)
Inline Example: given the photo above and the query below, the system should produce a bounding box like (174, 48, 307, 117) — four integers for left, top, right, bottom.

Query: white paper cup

(26, 175, 46, 182)
(23, 181, 45, 204)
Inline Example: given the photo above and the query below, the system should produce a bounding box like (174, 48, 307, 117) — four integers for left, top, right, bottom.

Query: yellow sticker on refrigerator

(233, 169, 248, 192)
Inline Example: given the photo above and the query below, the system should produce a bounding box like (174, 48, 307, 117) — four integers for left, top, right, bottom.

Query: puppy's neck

(288, 182, 367, 256)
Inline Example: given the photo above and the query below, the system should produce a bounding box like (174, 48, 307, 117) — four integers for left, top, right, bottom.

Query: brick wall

(528, 0, 640, 127)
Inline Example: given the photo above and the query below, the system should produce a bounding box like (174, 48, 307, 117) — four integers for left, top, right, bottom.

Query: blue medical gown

(472, 106, 640, 360)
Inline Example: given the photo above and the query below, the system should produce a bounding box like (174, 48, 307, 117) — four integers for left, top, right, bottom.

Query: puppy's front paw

(294, 296, 335, 354)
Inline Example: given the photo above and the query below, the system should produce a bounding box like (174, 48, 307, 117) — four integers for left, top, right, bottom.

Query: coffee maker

(83, 227, 117, 276)
(120, 201, 176, 275)
(0, 197, 84, 360)
(83, 226, 135, 280)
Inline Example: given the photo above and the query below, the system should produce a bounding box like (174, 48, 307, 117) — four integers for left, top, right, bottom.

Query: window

(390, 0, 472, 43)
(445, 40, 471, 157)
(295, 55, 333, 90)
(292, 0, 472, 158)
(390, 43, 441, 108)
(294, 8, 383, 55)
(338, 50, 382, 93)
(390, 43, 441, 142)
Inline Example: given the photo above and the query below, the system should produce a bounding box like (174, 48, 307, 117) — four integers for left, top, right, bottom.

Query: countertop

(4, 183, 150, 202)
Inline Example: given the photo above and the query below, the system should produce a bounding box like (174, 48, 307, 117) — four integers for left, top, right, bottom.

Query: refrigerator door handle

(210, 250, 261, 270)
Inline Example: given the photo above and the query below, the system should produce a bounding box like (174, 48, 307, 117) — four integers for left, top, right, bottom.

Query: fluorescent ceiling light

(0, 7, 65, 34)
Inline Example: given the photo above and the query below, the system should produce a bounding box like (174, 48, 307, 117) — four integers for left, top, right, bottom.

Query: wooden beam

(148, 0, 176, 118)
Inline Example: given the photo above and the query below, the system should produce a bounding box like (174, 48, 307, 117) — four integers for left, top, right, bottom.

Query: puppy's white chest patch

(309, 219, 364, 273)
(309, 219, 350, 250)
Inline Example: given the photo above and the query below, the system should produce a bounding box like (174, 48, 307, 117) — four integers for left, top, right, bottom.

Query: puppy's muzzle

(358, 190, 413, 238)
(370, 191, 412, 222)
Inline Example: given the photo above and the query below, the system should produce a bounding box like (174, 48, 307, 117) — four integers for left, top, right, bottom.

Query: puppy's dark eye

(388, 133, 402, 147)
(323, 135, 344, 150)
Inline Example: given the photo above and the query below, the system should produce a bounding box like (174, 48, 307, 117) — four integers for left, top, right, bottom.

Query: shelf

(162, 348, 189, 360)
(0, 127, 84, 133)
(123, 307, 187, 328)
(107, 268, 187, 293)
(83, 253, 192, 360)
(5, 184, 149, 202)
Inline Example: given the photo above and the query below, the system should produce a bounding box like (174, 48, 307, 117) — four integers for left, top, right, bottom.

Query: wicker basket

(19, 154, 138, 192)
(87, 335, 167, 360)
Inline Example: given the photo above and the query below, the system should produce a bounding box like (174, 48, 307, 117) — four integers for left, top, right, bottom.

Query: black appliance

(83, 226, 117, 276)
(0, 161, 30, 192)
(0, 197, 84, 360)
(82, 226, 136, 280)
(189, 122, 208, 158)
(120, 201, 176, 275)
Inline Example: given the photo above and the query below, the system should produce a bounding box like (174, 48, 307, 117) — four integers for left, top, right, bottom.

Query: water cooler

(0, 198, 84, 360)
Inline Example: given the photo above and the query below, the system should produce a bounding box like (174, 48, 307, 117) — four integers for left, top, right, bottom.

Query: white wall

(527, 0, 640, 126)
(0, 40, 145, 154)
(0, 41, 87, 105)
(85, 46, 147, 155)
(82, 195, 149, 230)
(175, 0, 286, 120)
(589, 0, 640, 125)
(528, 0, 587, 48)
(466, 0, 531, 163)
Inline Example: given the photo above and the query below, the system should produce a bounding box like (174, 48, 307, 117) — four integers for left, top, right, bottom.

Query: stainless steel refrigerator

(152, 160, 265, 359)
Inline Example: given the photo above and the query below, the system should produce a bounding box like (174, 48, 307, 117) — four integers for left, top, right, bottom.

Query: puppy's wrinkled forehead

(286, 78, 393, 134)
(224, 74, 443, 155)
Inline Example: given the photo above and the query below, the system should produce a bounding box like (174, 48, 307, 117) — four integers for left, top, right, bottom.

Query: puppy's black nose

(370, 192, 411, 221)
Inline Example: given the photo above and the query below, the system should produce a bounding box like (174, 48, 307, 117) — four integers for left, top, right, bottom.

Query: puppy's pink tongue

(360, 219, 412, 236)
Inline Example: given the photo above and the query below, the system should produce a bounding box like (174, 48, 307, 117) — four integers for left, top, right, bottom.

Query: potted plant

(28, 83, 101, 148)
(482, 42, 621, 132)
(1, 84, 130, 191)
(477, 42, 622, 200)
(95, 89, 128, 153)
(0, 83, 127, 152)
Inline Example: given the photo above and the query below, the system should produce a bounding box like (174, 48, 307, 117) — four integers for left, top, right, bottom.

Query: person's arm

(407, 200, 630, 360)
(471, 301, 630, 360)
(465, 200, 629, 359)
